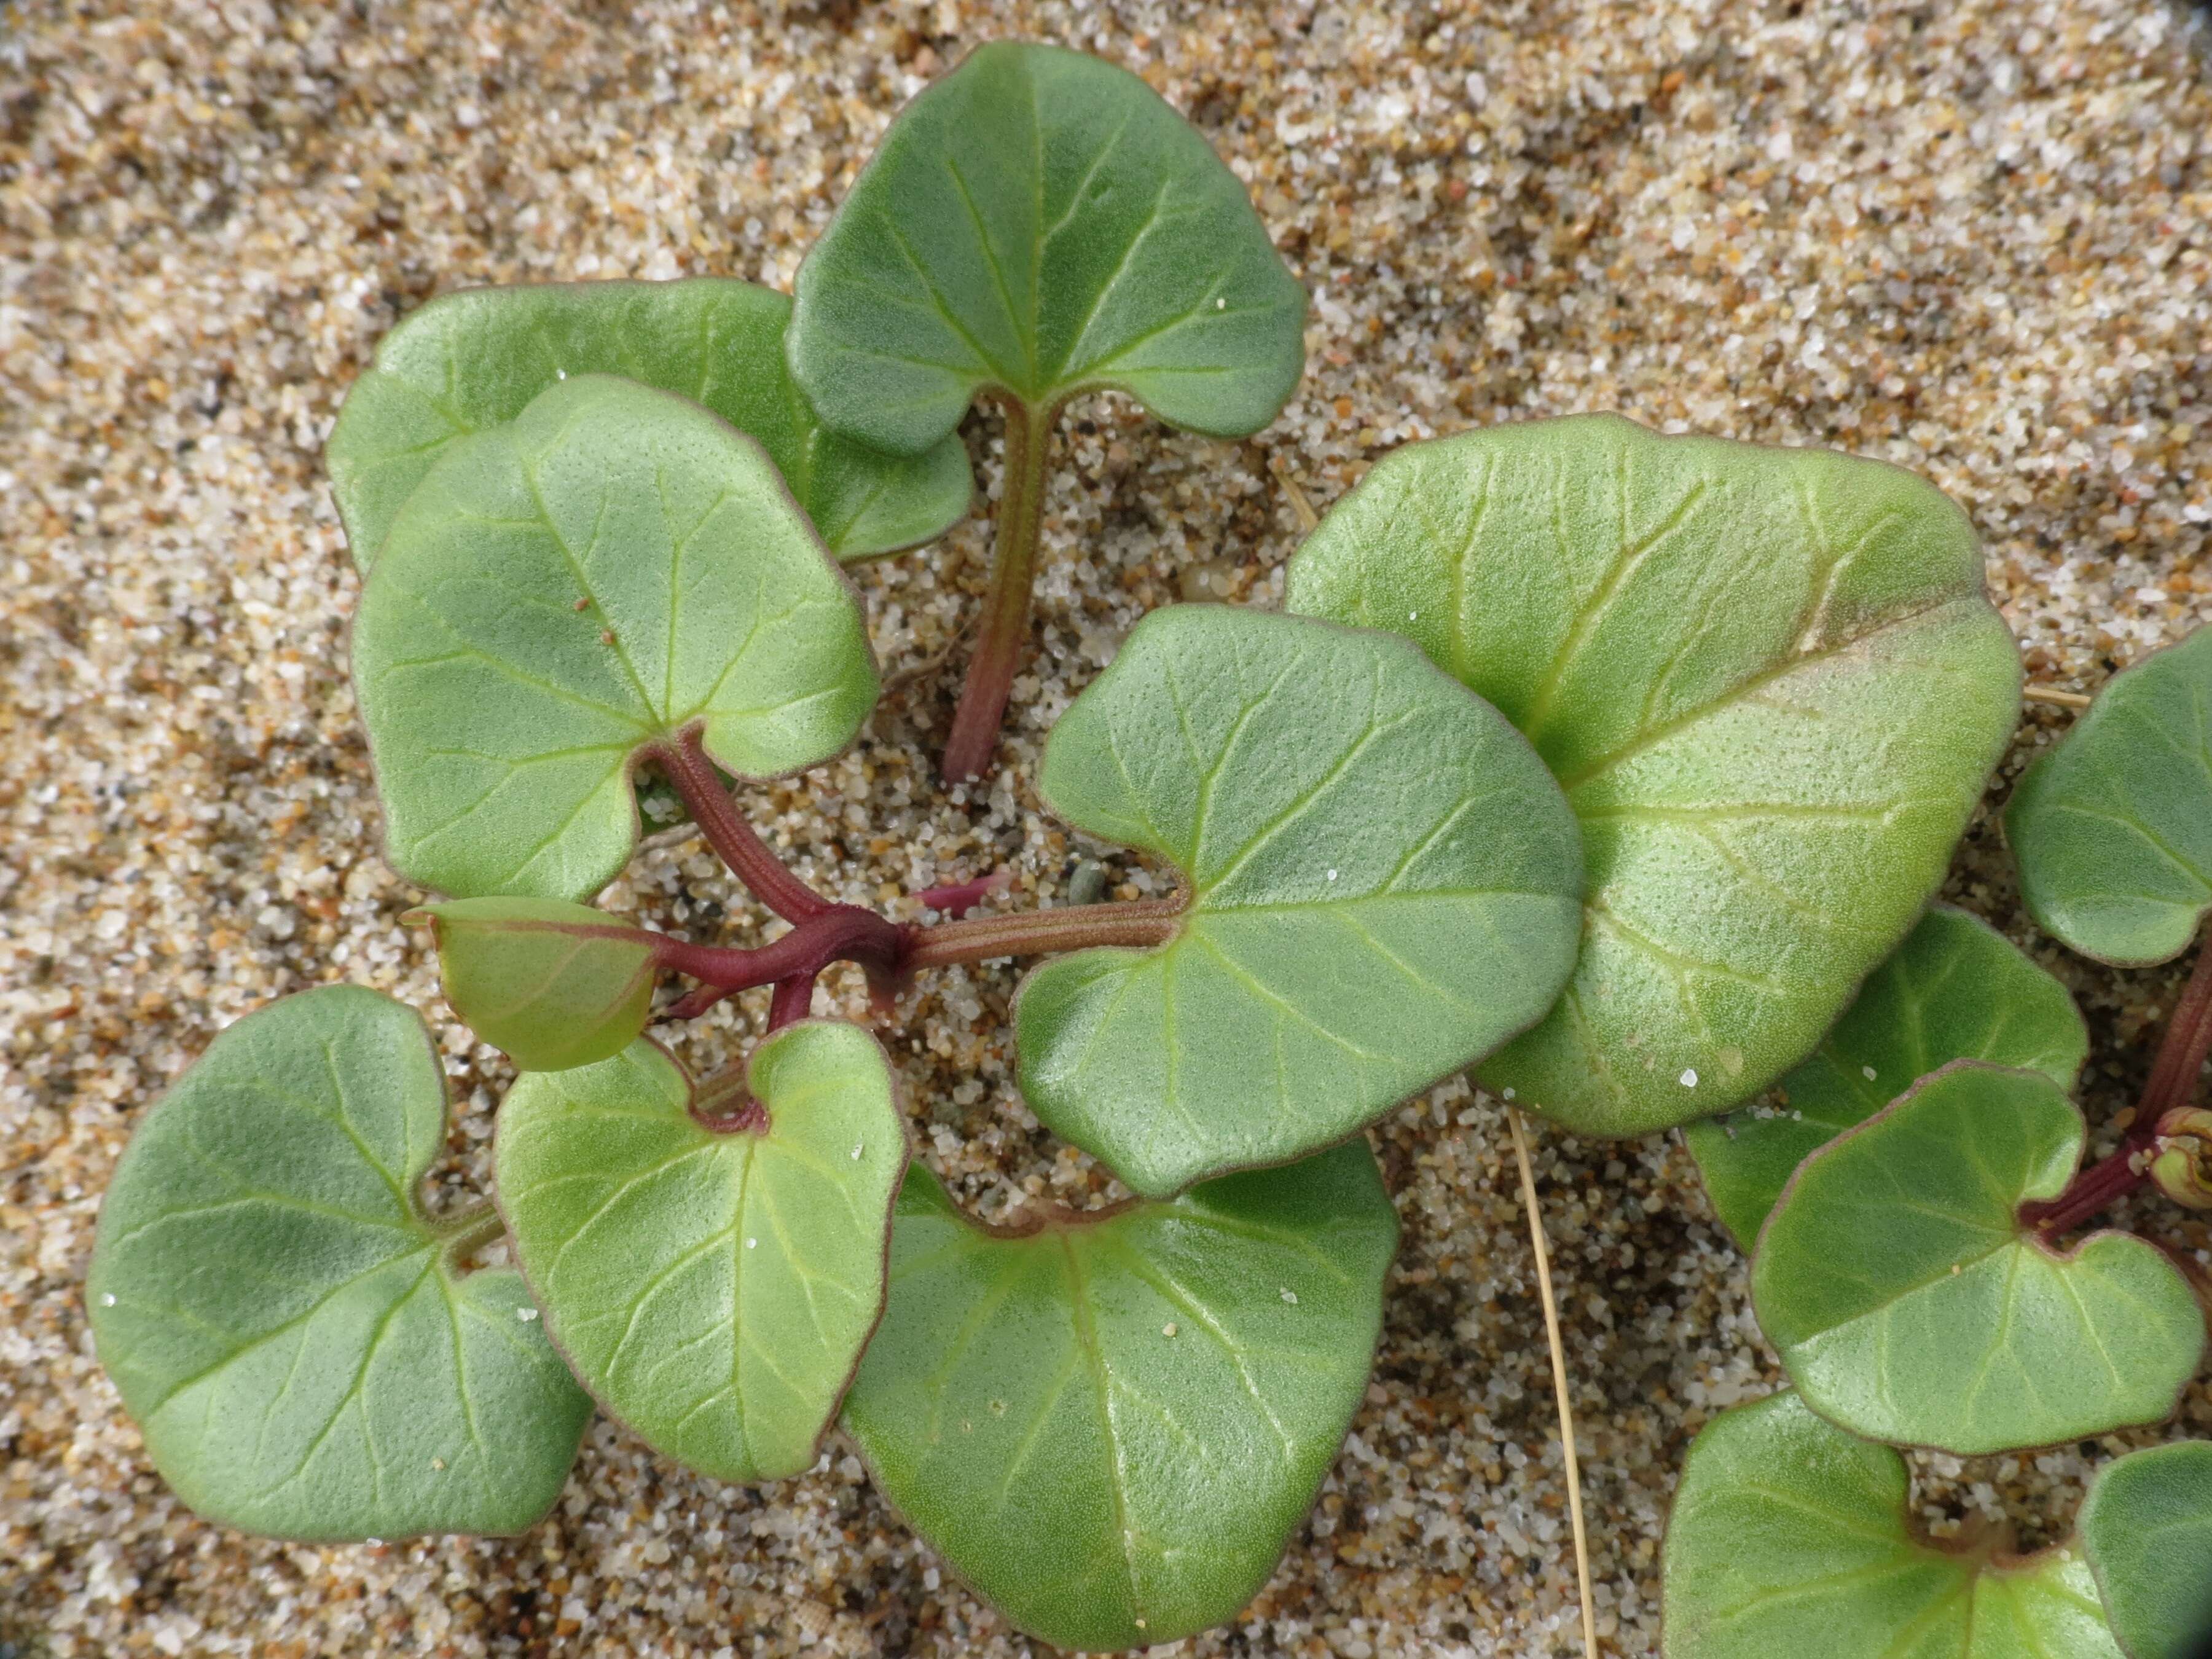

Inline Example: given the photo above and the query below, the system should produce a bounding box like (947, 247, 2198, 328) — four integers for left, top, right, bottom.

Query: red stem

(636, 735, 1184, 1022)
(666, 981, 733, 1021)
(767, 976, 815, 1031)
(653, 904, 906, 995)
(2024, 925, 2212, 1237)
(941, 399, 1051, 785)
(651, 895, 1185, 1029)
(914, 869, 1011, 919)
(2020, 1144, 2154, 1238)
(2136, 925, 2212, 1123)
(651, 731, 830, 923)
(901, 896, 1184, 970)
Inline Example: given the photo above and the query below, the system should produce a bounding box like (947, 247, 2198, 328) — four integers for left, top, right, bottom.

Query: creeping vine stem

(645, 731, 1184, 1033)
(2023, 920, 2212, 1237)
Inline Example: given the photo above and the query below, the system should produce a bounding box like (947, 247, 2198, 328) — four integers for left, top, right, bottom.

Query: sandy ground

(5, 1, 2211, 1654)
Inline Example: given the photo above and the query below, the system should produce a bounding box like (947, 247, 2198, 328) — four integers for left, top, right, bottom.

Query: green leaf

(327, 278, 972, 567)
(1751, 1063, 2205, 1455)
(1663, 1390, 2126, 1659)
(408, 897, 659, 1072)
(495, 1022, 905, 1483)
(352, 372, 880, 902)
(1013, 605, 1584, 1198)
(1687, 906, 2088, 1245)
(86, 986, 592, 1541)
(1285, 413, 2022, 1137)
(786, 41, 1307, 455)
(2079, 1441, 2212, 1659)
(842, 1140, 1397, 1651)
(2007, 627, 2212, 967)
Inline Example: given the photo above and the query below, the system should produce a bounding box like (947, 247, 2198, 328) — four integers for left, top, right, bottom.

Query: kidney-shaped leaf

(1014, 605, 1584, 1198)
(327, 279, 972, 567)
(2007, 627, 2212, 968)
(87, 986, 592, 1541)
(352, 372, 879, 902)
(1287, 414, 2022, 1137)
(841, 1139, 1397, 1652)
(1687, 906, 2088, 1246)
(2079, 1440, 2212, 1659)
(1752, 1063, 2205, 1455)
(786, 41, 1307, 454)
(495, 1022, 904, 1483)
(1664, 1390, 2125, 1659)
(410, 896, 660, 1072)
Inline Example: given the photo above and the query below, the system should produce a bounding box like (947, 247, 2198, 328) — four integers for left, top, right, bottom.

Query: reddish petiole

(645, 731, 1182, 1033)
(2023, 922, 2212, 1237)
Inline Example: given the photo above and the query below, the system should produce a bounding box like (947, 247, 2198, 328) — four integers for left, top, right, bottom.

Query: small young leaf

(2079, 1440, 2212, 1659)
(786, 41, 1307, 456)
(1286, 414, 2022, 1137)
(2006, 627, 2212, 967)
(1663, 1390, 2125, 1659)
(409, 897, 659, 1072)
(1686, 906, 2088, 1245)
(352, 373, 879, 902)
(841, 1140, 1397, 1652)
(1752, 1063, 2205, 1455)
(495, 1023, 905, 1483)
(1014, 605, 1584, 1198)
(87, 986, 592, 1541)
(327, 279, 972, 567)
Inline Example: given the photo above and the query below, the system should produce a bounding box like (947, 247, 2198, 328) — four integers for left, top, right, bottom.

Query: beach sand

(4, 1, 2210, 1652)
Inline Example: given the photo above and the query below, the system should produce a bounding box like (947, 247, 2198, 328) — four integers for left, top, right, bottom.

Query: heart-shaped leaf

(2007, 627, 2212, 967)
(1664, 1390, 2126, 1659)
(87, 986, 592, 1541)
(785, 41, 1307, 457)
(495, 1022, 905, 1483)
(1286, 414, 2022, 1137)
(841, 1139, 1397, 1652)
(352, 372, 880, 902)
(2079, 1441, 2212, 1659)
(409, 897, 660, 1072)
(327, 279, 973, 568)
(1687, 906, 2088, 1246)
(1752, 1062, 2205, 1454)
(1013, 605, 1584, 1198)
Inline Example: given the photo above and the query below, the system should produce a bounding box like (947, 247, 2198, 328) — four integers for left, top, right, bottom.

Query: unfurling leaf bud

(2149, 1106, 2212, 1211)
(407, 898, 659, 1072)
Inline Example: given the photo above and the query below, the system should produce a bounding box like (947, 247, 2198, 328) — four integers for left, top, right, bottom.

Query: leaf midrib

(1060, 1234, 1148, 1631)
(144, 1243, 437, 1420)
(1553, 591, 1985, 794)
